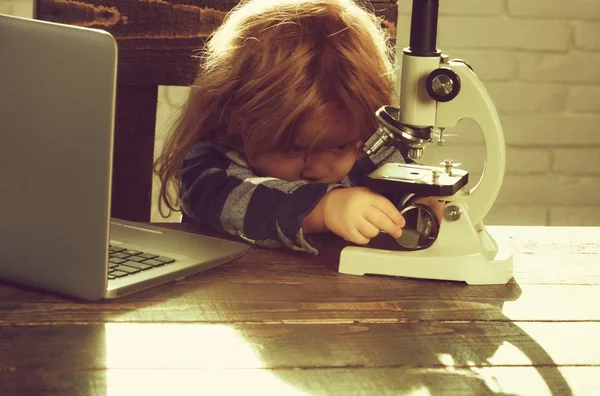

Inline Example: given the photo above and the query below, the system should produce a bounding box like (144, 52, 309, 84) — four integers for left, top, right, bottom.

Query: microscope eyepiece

(407, 0, 441, 57)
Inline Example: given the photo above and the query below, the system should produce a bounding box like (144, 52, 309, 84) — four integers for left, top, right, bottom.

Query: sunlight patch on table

(104, 323, 265, 369)
(470, 366, 551, 395)
(501, 286, 600, 321)
(486, 340, 534, 366)
(105, 323, 310, 395)
(106, 369, 310, 396)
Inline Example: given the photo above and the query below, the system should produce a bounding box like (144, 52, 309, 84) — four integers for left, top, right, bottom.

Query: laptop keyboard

(108, 245, 177, 280)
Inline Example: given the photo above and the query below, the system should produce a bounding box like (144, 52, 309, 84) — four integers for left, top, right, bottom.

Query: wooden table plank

(2, 322, 599, 369)
(1, 279, 598, 323)
(1, 282, 599, 323)
(1, 367, 595, 396)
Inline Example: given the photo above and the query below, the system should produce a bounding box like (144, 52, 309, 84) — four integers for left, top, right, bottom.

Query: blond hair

(154, 0, 396, 216)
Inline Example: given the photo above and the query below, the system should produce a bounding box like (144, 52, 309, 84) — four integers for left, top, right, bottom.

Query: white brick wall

(4, 0, 600, 225)
(399, 0, 600, 226)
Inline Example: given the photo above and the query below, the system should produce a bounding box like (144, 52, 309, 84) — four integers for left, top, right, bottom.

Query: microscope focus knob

(426, 67, 461, 102)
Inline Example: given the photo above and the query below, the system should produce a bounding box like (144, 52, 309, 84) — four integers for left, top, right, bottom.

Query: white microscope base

(338, 201, 514, 285)
(339, 245, 513, 285)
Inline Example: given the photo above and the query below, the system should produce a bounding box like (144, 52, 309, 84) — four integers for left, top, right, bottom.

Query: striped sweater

(180, 141, 409, 254)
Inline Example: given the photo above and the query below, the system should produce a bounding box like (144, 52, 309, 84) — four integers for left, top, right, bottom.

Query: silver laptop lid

(0, 14, 117, 299)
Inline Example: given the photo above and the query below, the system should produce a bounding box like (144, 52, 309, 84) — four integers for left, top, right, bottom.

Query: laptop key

(155, 256, 176, 264)
(141, 259, 166, 267)
(111, 270, 129, 278)
(123, 249, 142, 256)
(109, 246, 126, 253)
(110, 252, 130, 259)
(109, 257, 126, 264)
(122, 261, 153, 271)
(126, 255, 147, 263)
(139, 253, 158, 259)
(114, 265, 140, 274)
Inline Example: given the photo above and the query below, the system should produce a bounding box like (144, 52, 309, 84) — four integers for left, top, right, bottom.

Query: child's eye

(331, 144, 350, 152)
(285, 146, 305, 155)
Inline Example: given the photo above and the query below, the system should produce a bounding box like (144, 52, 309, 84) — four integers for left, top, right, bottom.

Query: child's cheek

(268, 157, 305, 181)
(337, 152, 360, 178)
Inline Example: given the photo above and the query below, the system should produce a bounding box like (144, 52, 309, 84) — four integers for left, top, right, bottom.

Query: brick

(438, 18, 570, 52)
(165, 86, 190, 108)
(573, 21, 600, 51)
(496, 174, 600, 205)
(487, 82, 567, 114)
(398, 0, 504, 16)
(553, 148, 600, 174)
(519, 52, 600, 84)
(507, 148, 551, 173)
(395, 15, 412, 48)
(155, 86, 185, 141)
(396, 16, 569, 52)
(501, 114, 600, 146)
(567, 86, 600, 113)
(151, 89, 183, 224)
(0, 3, 13, 14)
(10, 2, 32, 18)
(155, 86, 190, 140)
(550, 207, 600, 226)
(508, 0, 600, 20)
(484, 206, 548, 226)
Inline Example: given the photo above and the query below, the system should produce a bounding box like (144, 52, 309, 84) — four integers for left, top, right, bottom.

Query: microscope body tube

(398, 0, 441, 128)
(398, 54, 440, 128)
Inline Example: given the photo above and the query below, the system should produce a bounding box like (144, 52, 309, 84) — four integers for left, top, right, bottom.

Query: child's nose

(301, 155, 328, 182)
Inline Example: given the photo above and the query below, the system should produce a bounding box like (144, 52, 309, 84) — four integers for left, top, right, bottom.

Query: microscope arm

(435, 60, 507, 227)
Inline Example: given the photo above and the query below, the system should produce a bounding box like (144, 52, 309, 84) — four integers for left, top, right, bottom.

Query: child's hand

(316, 187, 405, 244)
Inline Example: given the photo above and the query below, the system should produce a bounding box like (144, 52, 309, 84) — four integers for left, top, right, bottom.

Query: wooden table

(1, 225, 598, 395)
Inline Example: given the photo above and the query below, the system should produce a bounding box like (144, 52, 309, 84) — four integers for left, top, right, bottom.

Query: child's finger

(371, 195, 406, 227)
(356, 217, 381, 239)
(364, 207, 402, 238)
(345, 227, 370, 245)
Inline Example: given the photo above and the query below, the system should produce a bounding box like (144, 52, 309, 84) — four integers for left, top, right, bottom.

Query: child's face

(248, 114, 362, 183)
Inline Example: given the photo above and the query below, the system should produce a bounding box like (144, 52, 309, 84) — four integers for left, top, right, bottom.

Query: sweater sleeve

(179, 143, 344, 255)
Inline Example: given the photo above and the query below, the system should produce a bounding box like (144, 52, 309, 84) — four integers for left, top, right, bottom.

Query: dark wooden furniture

(1, 225, 599, 394)
(34, 0, 399, 221)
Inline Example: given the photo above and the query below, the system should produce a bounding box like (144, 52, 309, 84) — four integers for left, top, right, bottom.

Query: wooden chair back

(35, 0, 398, 221)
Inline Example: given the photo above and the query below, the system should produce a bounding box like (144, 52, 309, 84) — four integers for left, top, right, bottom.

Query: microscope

(338, 0, 514, 285)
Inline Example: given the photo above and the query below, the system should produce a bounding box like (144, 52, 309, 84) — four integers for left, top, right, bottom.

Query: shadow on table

(237, 277, 574, 396)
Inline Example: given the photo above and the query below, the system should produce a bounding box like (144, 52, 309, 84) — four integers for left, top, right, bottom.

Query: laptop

(0, 14, 250, 300)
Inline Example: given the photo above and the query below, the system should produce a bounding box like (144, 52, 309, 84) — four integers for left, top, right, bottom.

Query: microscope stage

(365, 162, 468, 197)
